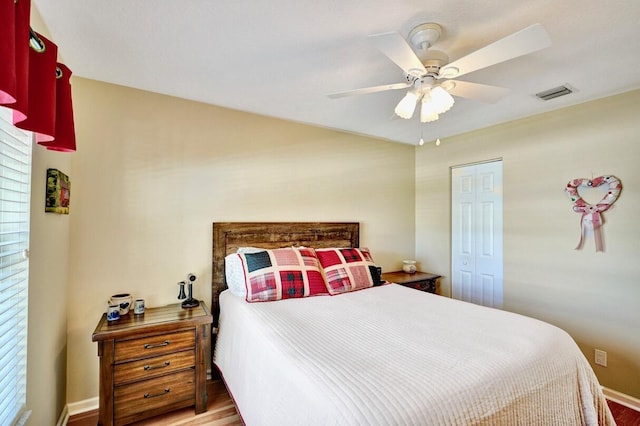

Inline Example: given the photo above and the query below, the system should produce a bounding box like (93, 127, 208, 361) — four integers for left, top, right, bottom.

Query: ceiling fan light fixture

(420, 111, 439, 123)
(429, 86, 455, 114)
(419, 94, 437, 122)
(394, 90, 420, 119)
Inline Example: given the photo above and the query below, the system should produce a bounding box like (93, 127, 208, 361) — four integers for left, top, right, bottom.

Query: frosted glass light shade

(394, 91, 419, 119)
(420, 107, 439, 123)
(429, 86, 455, 114)
(420, 93, 440, 123)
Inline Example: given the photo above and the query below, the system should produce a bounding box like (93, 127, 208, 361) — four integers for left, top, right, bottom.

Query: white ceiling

(33, 0, 640, 145)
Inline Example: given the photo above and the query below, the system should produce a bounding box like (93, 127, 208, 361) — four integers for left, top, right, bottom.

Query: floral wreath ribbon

(565, 175, 621, 252)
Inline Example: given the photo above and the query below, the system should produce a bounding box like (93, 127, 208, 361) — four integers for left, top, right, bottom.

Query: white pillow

(225, 253, 247, 297)
(236, 247, 267, 254)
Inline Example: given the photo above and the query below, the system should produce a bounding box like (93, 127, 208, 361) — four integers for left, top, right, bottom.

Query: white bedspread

(214, 284, 614, 425)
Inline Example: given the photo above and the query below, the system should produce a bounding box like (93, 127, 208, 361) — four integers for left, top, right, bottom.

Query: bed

(211, 222, 614, 425)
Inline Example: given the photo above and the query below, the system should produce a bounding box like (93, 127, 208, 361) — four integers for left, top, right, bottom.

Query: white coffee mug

(134, 299, 145, 315)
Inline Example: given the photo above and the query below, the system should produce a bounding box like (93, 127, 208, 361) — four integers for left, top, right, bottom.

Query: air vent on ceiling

(535, 85, 575, 101)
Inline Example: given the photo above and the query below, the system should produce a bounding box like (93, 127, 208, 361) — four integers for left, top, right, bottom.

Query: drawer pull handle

(144, 340, 170, 349)
(144, 361, 171, 371)
(144, 388, 170, 399)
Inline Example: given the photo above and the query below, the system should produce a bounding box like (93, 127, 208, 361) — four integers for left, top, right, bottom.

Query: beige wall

(28, 151, 71, 426)
(27, 151, 73, 425)
(66, 78, 416, 402)
(22, 20, 639, 414)
(416, 89, 640, 398)
(26, 6, 72, 426)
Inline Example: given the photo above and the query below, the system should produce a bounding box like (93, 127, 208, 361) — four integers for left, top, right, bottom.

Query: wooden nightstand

(92, 302, 212, 426)
(381, 271, 442, 295)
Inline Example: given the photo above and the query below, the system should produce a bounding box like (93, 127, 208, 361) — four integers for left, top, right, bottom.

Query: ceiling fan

(328, 23, 551, 123)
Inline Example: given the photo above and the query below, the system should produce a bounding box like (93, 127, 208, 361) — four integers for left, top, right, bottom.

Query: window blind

(0, 107, 32, 426)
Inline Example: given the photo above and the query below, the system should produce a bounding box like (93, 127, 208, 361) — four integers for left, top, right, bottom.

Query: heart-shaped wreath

(565, 175, 621, 251)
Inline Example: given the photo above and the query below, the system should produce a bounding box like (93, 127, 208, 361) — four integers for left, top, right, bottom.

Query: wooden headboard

(211, 222, 359, 325)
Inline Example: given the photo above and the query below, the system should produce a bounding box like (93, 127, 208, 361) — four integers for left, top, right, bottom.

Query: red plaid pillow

(238, 247, 327, 302)
(316, 248, 378, 295)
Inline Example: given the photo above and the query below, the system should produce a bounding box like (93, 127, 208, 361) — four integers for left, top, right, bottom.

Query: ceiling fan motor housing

(407, 23, 451, 79)
(405, 59, 448, 86)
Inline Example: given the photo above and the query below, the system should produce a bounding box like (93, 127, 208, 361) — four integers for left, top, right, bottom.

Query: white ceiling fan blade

(327, 82, 411, 99)
(440, 24, 551, 79)
(368, 32, 426, 77)
(445, 80, 510, 103)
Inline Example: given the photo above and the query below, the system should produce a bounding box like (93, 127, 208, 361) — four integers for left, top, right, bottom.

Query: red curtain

(13, 31, 58, 143)
(40, 64, 76, 152)
(0, 0, 18, 104)
(1, 0, 77, 152)
(1, 0, 30, 121)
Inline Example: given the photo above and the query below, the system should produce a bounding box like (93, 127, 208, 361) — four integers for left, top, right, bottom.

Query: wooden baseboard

(59, 396, 98, 426)
(66, 408, 98, 426)
(603, 387, 640, 411)
(55, 405, 68, 426)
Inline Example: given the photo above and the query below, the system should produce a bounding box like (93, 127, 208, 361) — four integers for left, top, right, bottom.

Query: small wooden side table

(381, 271, 442, 295)
(92, 302, 212, 426)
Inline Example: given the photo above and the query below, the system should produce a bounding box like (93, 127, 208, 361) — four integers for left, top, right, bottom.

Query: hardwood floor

(67, 380, 242, 426)
(607, 399, 640, 426)
(69, 381, 640, 426)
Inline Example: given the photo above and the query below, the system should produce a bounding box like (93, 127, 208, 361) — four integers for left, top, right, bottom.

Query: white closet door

(451, 160, 503, 308)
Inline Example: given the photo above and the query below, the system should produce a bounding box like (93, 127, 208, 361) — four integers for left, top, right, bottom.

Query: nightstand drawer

(403, 279, 437, 293)
(114, 350, 195, 385)
(381, 271, 441, 295)
(115, 330, 194, 362)
(114, 369, 195, 423)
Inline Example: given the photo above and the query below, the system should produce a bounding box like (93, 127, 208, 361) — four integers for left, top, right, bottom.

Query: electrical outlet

(595, 349, 607, 367)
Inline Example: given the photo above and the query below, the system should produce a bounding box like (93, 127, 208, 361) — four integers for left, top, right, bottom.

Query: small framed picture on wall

(45, 168, 70, 214)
